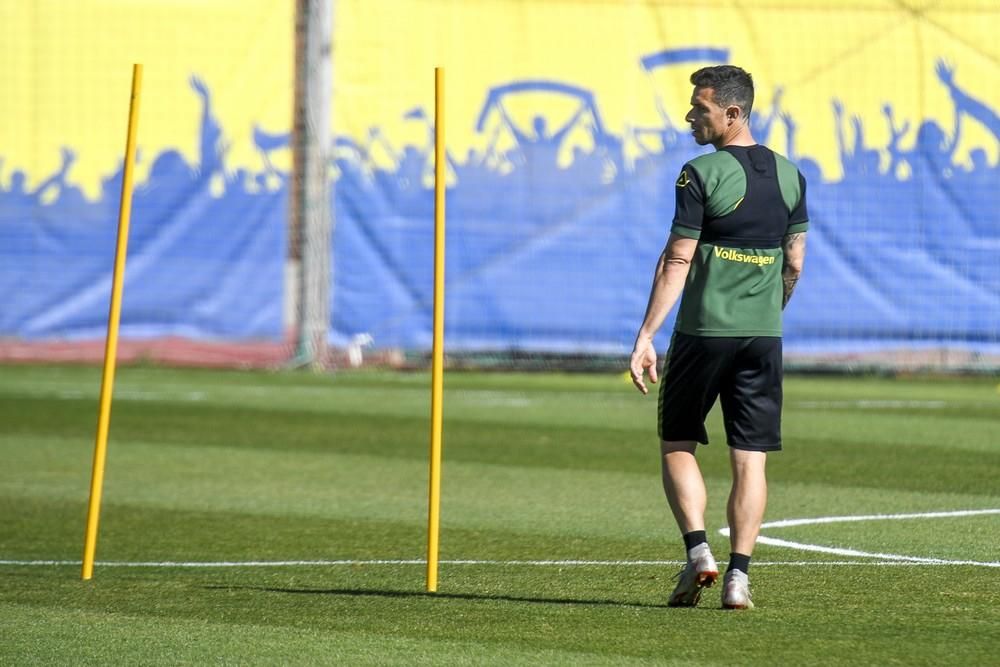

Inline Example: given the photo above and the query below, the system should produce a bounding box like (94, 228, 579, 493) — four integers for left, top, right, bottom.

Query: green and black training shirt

(671, 144, 809, 337)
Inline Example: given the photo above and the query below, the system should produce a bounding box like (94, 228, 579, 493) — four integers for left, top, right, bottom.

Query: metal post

(291, 0, 333, 368)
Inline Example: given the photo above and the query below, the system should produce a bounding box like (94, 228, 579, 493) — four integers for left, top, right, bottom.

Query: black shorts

(658, 332, 783, 451)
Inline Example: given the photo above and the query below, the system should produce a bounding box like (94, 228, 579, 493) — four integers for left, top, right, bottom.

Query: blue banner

(2, 1, 998, 357)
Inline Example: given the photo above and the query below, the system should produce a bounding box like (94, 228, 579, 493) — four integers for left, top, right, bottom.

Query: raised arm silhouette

(190, 75, 228, 180)
(936, 59, 1000, 141)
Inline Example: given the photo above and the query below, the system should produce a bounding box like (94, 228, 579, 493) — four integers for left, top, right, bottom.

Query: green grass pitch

(1, 364, 998, 665)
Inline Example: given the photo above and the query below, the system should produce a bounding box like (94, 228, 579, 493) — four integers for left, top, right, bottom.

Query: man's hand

(629, 336, 659, 395)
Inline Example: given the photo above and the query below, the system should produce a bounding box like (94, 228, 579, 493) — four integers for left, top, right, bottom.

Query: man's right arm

(630, 163, 704, 395)
(629, 233, 698, 394)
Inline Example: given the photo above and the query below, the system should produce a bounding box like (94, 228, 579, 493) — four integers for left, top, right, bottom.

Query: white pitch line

(719, 508, 1000, 567)
(5, 510, 997, 569)
(753, 537, 1000, 567)
(757, 508, 1000, 530)
(1, 558, 998, 569)
(0, 559, 689, 568)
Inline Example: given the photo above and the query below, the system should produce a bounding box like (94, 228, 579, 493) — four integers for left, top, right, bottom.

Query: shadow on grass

(205, 584, 673, 609)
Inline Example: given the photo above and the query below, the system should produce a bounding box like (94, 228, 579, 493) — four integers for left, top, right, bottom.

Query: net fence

(1, 1, 998, 373)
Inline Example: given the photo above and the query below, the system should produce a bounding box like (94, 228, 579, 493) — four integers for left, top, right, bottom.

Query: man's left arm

(781, 231, 806, 309)
(782, 169, 809, 309)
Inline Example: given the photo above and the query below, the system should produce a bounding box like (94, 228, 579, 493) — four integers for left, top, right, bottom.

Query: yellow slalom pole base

(426, 66, 446, 593)
(82, 63, 143, 580)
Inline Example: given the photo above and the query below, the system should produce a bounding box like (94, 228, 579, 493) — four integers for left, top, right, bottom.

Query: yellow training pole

(82, 64, 143, 580)
(426, 66, 446, 593)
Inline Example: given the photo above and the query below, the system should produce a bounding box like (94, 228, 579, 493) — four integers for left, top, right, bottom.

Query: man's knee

(729, 448, 767, 477)
(661, 440, 699, 456)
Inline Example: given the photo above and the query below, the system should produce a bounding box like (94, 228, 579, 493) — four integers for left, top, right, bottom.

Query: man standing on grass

(629, 65, 808, 609)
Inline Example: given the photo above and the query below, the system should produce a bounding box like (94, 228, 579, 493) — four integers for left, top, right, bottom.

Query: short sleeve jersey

(671, 145, 808, 337)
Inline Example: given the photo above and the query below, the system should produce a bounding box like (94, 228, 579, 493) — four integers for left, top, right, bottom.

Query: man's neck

(714, 124, 756, 150)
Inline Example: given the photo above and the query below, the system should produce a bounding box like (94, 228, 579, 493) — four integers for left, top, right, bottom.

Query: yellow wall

(2, 0, 997, 196)
(0, 1, 292, 197)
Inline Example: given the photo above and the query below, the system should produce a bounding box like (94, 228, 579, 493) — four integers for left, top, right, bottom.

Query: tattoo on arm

(782, 275, 799, 309)
(781, 232, 805, 310)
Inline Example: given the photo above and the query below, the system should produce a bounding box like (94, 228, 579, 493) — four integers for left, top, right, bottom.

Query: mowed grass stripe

(2, 365, 997, 431)
(758, 477, 997, 520)
(2, 394, 998, 495)
(783, 409, 999, 453)
(769, 437, 1000, 495)
(5, 389, 995, 457)
(0, 367, 646, 430)
(0, 395, 654, 472)
(1, 495, 682, 563)
(3, 562, 998, 665)
(3, 435, 996, 563)
(2, 364, 994, 396)
(1, 436, 667, 541)
(2, 602, 653, 666)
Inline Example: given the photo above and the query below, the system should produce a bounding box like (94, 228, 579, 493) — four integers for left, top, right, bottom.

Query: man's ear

(726, 105, 742, 123)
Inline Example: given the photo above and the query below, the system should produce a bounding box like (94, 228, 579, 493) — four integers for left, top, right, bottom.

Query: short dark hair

(690, 65, 754, 118)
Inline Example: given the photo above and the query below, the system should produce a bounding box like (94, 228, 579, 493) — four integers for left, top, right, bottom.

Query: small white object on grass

(347, 333, 374, 367)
